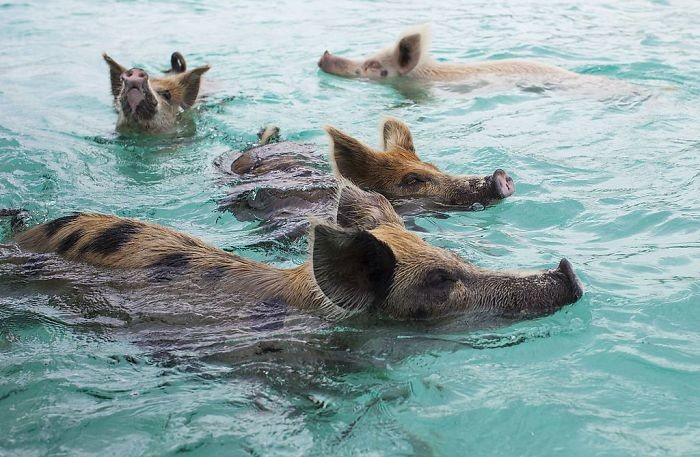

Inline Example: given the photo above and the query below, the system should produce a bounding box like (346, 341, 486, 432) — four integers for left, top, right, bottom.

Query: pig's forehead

(384, 156, 442, 175)
(371, 225, 444, 258)
(149, 77, 179, 90)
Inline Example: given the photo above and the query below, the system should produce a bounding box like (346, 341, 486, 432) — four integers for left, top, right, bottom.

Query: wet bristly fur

(325, 117, 507, 207)
(215, 116, 510, 243)
(13, 212, 340, 315)
(14, 184, 581, 322)
(103, 52, 210, 131)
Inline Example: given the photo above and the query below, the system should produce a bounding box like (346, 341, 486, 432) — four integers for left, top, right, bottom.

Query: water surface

(1, 1, 699, 455)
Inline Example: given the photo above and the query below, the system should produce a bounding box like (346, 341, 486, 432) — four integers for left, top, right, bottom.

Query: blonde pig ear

(380, 117, 416, 154)
(334, 181, 404, 231)
(103, 53, 127, 99)
(178, 65, 210, 108)
(324, 125, 380, 186)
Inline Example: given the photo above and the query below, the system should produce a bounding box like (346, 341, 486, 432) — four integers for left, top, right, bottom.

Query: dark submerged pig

(103, 52, 210, 131)
(12, 183, 582, 322)
(217, 118, 514, 241)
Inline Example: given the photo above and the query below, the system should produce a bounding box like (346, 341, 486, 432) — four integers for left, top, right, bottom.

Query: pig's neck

(220, 258, 334, 314)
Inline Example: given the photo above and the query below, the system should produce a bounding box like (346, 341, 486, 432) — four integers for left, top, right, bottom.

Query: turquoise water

(1, 0, 700, 455)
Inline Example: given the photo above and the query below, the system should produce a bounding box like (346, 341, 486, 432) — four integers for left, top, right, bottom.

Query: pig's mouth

(501, 258, 584, 319)
(118, 68, 158, 122)
(119, 85, 158, 121)
(126, 87, 145, 112)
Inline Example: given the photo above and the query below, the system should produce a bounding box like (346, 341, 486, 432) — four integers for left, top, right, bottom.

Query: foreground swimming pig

(12, 184, 582, 321)
(318, 24, 589, 86)
(217, 117, 514, 241)
(103, 52, 210, 131)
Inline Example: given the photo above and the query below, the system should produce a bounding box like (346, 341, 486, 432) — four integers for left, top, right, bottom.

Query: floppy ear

(394, 32, 423, 74)
(178, 65, 210, 108)
(335, 181, 404, 230)
(380, 117, 416, 154)
(311, 223, 396, 314)
(103, 53, 127, 99)
(325, 125, 379, 185)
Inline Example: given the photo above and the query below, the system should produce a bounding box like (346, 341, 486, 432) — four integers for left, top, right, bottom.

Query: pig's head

(102, 53, 210, 131)
(318, 24, 429, 80)
(325, 117, 514, 212)
(310, 184, 583, 321)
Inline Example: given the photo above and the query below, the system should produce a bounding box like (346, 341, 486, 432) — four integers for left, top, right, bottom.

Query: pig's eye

(400, 173, 431, 187)
(158, 90, 172, 101)
(425, 269, 459, 289)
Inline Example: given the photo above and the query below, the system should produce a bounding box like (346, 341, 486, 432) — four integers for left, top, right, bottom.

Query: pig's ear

(380, 117, 416, 154)
(325, 125, 378, 185)
(178, 65, 210, 108)
(393, 29, 425, 75)
(311, 223, 396, 314)
(167, 52, 187, 74)
(103, 53, 127, 99)
(335, 181, 404, 231)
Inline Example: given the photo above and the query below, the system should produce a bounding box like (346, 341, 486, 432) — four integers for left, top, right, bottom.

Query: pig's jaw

(118, 81, 158, 120)
(116, 83, 173, 131)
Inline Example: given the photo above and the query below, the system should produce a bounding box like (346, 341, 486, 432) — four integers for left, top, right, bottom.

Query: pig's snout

(122, 68, 148, 90)
(491, 169, 515, 199)
(121, 68, 149, 112)
(318, 51, 358, 76)
(554, 258, 584, 302)
(318, 50, 332, 69)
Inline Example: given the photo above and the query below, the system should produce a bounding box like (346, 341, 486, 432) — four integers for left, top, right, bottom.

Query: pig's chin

(119, 87, 157, 121)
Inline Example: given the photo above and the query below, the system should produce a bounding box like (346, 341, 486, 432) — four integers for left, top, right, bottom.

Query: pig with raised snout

(13, 183, 583, 322)
(103, 52, 210, 131)
(217, 117, 514, 241)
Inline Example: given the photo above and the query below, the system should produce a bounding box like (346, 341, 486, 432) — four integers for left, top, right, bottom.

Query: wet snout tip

(318, 50, 331, 68)
(557, 258, 584, 301)
(122, 68, 149, 86)
(492, 169, 515, 198)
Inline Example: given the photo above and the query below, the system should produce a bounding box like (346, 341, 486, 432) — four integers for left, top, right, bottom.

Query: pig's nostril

(126, 70, 133, 77)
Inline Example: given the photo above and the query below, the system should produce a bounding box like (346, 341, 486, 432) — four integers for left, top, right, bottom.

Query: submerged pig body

(217, 117, 514, 241)
(13, 184, 582, 322)
(103, 52, 209, 131)
(216, 141, 338, 241)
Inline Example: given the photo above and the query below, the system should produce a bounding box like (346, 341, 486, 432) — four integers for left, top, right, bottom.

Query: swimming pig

(318, 24, 590, 86)
(103, 52, 210, 131)
(217, 117, 514, 241)
(12, 183, 582, 322)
